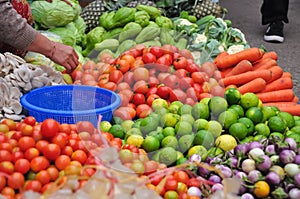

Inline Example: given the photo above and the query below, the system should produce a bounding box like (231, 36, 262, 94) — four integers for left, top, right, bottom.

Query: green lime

(142, 136, 160, 152)
(192, 102, 210, 120)
(209, 96, 228, 116)
(225, 88, 242, 105)
(132, 119, 142, 128)
(228, 104, 244, 118)
(108, 124, 125, 139)
(178, 104, 192, 115)
(161, 135, 178, 149)
(207, 120, 223, 138)
(175, 121, 193, 137)
(240, 92, 259, 109)
(270, 106, 280, 113)
(238, 117, 255, 136)
(100, 121, 112, 132)
(171, 100, 184, 108)
(193, 118, 209, 131)
(158, 147, 178, 165)
(160, 113, 179, 127)
(169, 103, 181, 114)
(187, 145, 208, 159)
(278, 111, 295, 129)
(139, 114, 160, 134)
(229, 122, 248, 140)
(152, 98, 168, 111)
(125, 127, 143, 140)
(176, 157, 188, 165)
(240, 136, 254, 144)
(269, 132, 284, 142)
(215, 134, 237, 152)
(254, 123, 271, 137)
(218, 110, 238, 129)
(111, 116, 123, 125)
(294, 116, 300, 121)
(164, 190, 179, 199)
(155, 107, 169, 116)
(126, 134, 144, 148)
(178, 134, 195, 154)
(194, 130, 215, 150)
(268, 116, 287, 133)
(245, 107, 263, 124)
(295, 120, 300, 126)
(148, 130, 164, 142)
(200, 97, 211, 105)
(162, 127, 176, 137)
(261, 106, 277, 122)
(121, 120, 134, 132)
(180, 114, 195, 125)
(151, 150, 160, 162)
(290, 125, 300, 134)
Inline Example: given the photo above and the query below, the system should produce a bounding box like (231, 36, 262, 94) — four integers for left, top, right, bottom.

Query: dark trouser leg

(261, 0, 289, 25)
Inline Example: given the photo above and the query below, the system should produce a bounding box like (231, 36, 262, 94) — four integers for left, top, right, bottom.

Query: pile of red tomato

(71, 44, 225, 121)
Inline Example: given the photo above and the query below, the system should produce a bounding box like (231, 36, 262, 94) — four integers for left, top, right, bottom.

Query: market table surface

(220, 0, 300, 98)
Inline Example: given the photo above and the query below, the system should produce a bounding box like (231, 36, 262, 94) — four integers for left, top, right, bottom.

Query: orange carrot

(253, 58, 277, 70)
(262, 51, 278, 61)
(214, 47, 264, 69)
(273, 104, 300, 116)
(268, 65, 283, 83)
(261, 77, 293, 92)
(282, 71, 292, 78)
(219, 69, 272, 86)
(292, 96, 299, 103)
(237, 78, 266, 94)
(263, 102, 297, 108)
(214, 51, 229, 64)
(219, 67, 233, 78)
(256, 89, 295, 103)
(226, 60, 253, 77)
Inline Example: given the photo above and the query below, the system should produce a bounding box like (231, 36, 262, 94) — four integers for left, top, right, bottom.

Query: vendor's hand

(50, 42, 79, 74)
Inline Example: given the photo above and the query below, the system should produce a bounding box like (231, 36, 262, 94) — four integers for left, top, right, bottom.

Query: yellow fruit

(215, 134, 237, 151)
(126, 134, 144, 148)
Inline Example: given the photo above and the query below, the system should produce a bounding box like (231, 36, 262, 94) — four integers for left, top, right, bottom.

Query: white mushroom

(10, 87, 22, 100)
(8, 99, 23, 114)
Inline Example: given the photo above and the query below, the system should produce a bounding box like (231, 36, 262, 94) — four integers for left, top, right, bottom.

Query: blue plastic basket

(20, 85, 121, 127)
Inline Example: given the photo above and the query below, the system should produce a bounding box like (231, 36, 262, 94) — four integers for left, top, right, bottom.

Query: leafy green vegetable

(31, 0, 81, 29)
(48, 22, 77, 46)
(134, 10, 150, 27)
(73, 16, 87, 45)
(155, 16, 174, 29)
(82, 26, 106, 56)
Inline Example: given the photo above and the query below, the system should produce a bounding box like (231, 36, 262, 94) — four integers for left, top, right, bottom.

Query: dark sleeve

(0, 0, 37, 50)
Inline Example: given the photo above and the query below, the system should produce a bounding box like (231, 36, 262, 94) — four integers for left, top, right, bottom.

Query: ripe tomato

(163, 74, 179, 89)
(143, 160, 159, 175)
(109, 70, 123, 84)
(0, 175, 6, 191)
(35, 140, 49, 153)
(11, 151, 24, 163)
(136, 104, 152, 118)
(174, 69, 189, 78)
(142, 52, 157, 64)
(173, 171, 189, 184)
(0, 142, 12, 152)
(156, 54, 173, 66)
(68, 139, 80, 151)
(123, 71, 134, 86)
(81, 73, 96, 85)
(118, 93, 130, 107)
(35, 170, 51, 185)
(186, 87, 198, 102)
(156, 86, 171, 100)
(133, 67, 149, 82)
(61, 145, 73, 157)
(55, 155, 71, 171)
(18, 136, 35, 152)
(133, 80, 149, 94)
(64, 164, 82, 176)
(116, 59, 130, 73)
(121, 54, 135, 66)
(179, 77, 194, 90)
(149, 46, 163, 58)
(31, 156, 50, 173)
(1, 187, 15, 197)
(97, 73, 109, 87)
(169, 89, 187, 103)
(0, 150, 12, 162)
(24, 180, 42, 192)
(174, 57, 188, 70)
(117, 82, 131, 92)
(0, 161, 14, 174)
(41, 119, 60, 138)
(43, 143, 61, 161)
(46, 166, 59, 181)
(147, 94, 160, 107)
(150, 175, 164, 186)
(191, 72, 205, 84)
(161, 44, 176, 56)
(201, 61, 217, 77)
(24, 147, 40, 161)
(59, 123, 72, 134)
(0, 124, 9, 133)
(132, 57, 144, 68)
(179, 49, 194, 60)
(102, 81, 117, 91)
(148, 77, 159, 88)
(71, 150, 87, 164)
(186, 63, 200, 73)
(52, 133, 68, 149)
(14, 158, 30, 174)
(132, 93, 146, 106)
(23, 116, 37, 126)
(113, 106, 136, 120)
(1, 119, 16, 130)
(76, 121, 95, 134)
(186, 178, 201, 188)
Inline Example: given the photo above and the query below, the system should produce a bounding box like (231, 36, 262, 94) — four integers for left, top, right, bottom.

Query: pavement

(219, 0, 300, 98)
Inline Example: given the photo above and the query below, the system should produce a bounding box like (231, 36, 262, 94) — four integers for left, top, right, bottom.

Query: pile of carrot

(214, 47, 300, 116)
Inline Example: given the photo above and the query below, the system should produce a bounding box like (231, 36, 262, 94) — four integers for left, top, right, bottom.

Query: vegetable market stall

(1, 1, 300, 199)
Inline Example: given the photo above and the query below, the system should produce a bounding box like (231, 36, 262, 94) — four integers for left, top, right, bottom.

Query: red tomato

(71, 70, 83, 81)
(143, 160, 159, 175)
(136, 104, 152, 118)
(161, 44, 176, 56)
(113, 106, 136, 120)
(0, 150, 12, 162)
(117, 82, 131, 92)
(132, 58, 144, 69)
(31, 156, 50, 173)
(102, 81, 117, 91)
(191, 72, 205, 84)
(186, 63, 200, 73)
(142, 52, 157, 64)
(1, 187, 15, 197)
(23, 116, 37, 126)
(186, 87, 198, 102)
(148, 76, 159, 88)
(40, 119, 60, 138)
(7, 173, 24, 192)
(68, 139, 80, 151)
(46, 166, 59, 181)
(156, 86, 171, 100)
(102, 132, 114, 141)
(118, 93, 131, 107)
(123, 71, 134, 87)
(24, 147, 40, 161)
(61, 145, 73, 157)
(71, 150, 87, 165)
(174, 69, 189, 78)
(0, 175, 6, 191)
(132, 93, 146, 106)
(55, 155, 71, 171)
(59, 124, 72, 134)
(76, 121, 95, 134)
(169, 89, 187, 103)
(149, 46, 163, 58)
(24, 180, 42, 192)
(186, 178, 201, 188)
(119, 89, 134, 100)
(0, 143, 12, 152)
(173, 171, 189, 184)
(179, 49, 194, 60)
(43, 143, 61, 161)
(156, 54, 173, 66)
(173, 57, 188, 70)
(150, 175, 164, 186)
(14, 158, 30, 174)
(18, 136, 35, 152)
(146, 87, 158, 98)
(0, 161, 14, 174)
(1, 119, 16, 130)
(97, 73, 109, 87)
(11, 151, 24, 163)
(201, 61, 217, 77)
(116, 59, 130, 73)
(109, 70, 123, 84)
(157, 72, 170, 83)
(35, 140, 49, 153)
(210, 85, 225, 97)
(52, 133, 68, 149)
(35, 170, 51, 185)
(133, 80, 149, 94)
(179, 77, 194, 90)
(165, 178, 178, 191)
(147, 94, 160, 107)
(163, 74, 179, 89)
(133, 67, 149, 82)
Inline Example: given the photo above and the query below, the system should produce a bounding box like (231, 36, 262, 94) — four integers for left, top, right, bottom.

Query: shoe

(264, 21, 284, 43)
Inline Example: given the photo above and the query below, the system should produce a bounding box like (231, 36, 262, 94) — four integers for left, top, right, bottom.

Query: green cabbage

(48, 22, 77, 46)
(31, 0, 81, 29)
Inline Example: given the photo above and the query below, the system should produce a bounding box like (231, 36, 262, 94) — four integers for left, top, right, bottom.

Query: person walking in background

(261, 0, 289, 43)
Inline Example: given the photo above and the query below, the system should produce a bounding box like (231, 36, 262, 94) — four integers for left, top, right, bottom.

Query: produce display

(1, 1, 300, 199)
